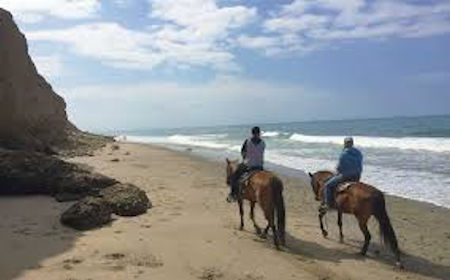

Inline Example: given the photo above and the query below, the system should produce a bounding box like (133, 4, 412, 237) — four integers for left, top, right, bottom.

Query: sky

(1, 0, 450, 131)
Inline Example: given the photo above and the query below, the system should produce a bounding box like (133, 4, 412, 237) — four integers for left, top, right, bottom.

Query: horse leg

(249, 201, 261, 235)
(337, 210, 344, 243)
(238, 199, 244, 230)
(264, 212, 279, 248)
(261, 202, 279, 248)
(266, 206, 279, 249)
(319, 211, 328, 238)
(271, 220, 279, 249)
(357, 215, 371, 256)
(261, 224, 270, 239)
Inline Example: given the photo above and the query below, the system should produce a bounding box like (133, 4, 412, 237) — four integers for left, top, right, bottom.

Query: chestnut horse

(226, 159, 285, 248)
(309, 170, 402, 267)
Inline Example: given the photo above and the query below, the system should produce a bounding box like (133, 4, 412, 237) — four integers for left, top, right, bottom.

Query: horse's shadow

(283, 232, 450, 280)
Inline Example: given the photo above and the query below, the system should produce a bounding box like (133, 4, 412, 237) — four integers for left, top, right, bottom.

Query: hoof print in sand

(199, 267, 224, 280)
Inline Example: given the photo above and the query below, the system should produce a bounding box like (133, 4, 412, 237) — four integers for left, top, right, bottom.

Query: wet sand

(0, 142, 449, 280)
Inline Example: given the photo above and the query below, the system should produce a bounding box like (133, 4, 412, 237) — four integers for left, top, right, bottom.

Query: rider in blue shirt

(320, 137, 363, 213)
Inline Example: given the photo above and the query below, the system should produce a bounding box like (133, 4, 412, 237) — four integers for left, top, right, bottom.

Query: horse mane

(315, 170, 334, 177)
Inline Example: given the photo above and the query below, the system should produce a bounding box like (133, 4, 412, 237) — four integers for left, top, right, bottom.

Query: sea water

(118, 115, 450, 209)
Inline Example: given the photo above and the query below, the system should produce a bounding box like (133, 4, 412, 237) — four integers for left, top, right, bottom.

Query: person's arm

(336, 150, 346, 174)
(241, 139, 248, 159)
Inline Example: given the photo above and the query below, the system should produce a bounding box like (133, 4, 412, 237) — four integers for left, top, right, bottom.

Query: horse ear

(308, 172, 313, 178)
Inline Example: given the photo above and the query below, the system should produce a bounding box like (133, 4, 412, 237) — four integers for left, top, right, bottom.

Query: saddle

(336, 181, 355, 193)
(237, 170, 258, 193)
(329, 181, 357, 208)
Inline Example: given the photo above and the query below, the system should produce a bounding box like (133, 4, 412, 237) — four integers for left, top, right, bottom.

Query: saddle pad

(337, 182, 355, 192)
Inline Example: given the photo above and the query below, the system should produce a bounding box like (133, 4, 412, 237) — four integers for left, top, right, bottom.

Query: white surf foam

(122, 134, 236, 150)
(289, 134, 450, 153)
(265, 150, 450, 208)
(262, 131, 280, 137)
(119, 134, 450, 208)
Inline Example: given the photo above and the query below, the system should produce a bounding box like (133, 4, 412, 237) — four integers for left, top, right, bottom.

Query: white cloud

(0, 0, 100, 22)
(61, 76, 330, 130)
(243, 0, 450, 55)
(26, 22, 240, 71)
(32, 55, 64, 79)
(25, 0, 256, 72)
(235, 35, 278, 49)
(27, 23, 161, 70)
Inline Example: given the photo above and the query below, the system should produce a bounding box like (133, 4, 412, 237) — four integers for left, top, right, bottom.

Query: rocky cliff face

(0, 8, 74, 151)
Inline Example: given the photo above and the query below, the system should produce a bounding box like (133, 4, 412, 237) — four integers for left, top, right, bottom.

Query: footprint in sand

(130, 254, 163, 268)
(199, 267, 224, 280)
(63, 257, 84, 265)
(62, 257, 84, 271)
(104, 253, 126, 260)
(103, 252, 163, 270)
(240, 272, 265, 280)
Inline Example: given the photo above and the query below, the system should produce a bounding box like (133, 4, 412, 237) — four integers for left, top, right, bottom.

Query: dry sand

(0, 142, 449, 280)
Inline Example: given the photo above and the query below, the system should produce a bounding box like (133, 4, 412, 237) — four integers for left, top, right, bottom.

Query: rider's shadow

(283, 232, 450, 280)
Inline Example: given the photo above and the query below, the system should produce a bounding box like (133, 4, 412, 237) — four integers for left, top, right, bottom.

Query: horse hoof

(322, 231, 328, 238)
(395, 262, 404, 270)
(239, 226, 244, 231)
(255, 228, 262, 235)
(339, 237, 344, 243)
(359, 251, 367, 256)
(260, 234, 267, 239)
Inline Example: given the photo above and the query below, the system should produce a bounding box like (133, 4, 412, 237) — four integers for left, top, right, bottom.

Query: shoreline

(1, 142, 449, 280)
(122, 141, 450, 212)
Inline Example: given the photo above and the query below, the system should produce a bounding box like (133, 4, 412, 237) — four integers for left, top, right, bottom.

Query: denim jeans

(323, 174, 360, 206)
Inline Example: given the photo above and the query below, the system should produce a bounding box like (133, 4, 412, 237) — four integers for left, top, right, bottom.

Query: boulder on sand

(100, 183, 151, 216)
(0, 149, 118, 198)
(60, 197, 112, 230)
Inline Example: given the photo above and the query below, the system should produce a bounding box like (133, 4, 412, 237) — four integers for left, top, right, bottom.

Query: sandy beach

(1, 142, 449, 280)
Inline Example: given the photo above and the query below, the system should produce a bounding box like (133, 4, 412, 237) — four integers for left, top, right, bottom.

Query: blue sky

(1, 0, 450, 131)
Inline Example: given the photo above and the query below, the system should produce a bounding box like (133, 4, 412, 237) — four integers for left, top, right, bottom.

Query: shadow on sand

(284, 232, 450, 280)
(0, 196, 87, 280)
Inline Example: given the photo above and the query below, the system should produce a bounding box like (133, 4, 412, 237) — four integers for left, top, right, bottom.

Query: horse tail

(271, 176, 285, 245)
(373, 193, 401, 262)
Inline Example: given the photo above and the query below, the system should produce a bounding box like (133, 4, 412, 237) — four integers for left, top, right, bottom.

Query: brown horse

(309, 170, 402, 267)
(226, 159, 285, 248)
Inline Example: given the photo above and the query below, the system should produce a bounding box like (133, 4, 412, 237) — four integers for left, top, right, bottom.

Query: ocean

(117, 115, 450, 209)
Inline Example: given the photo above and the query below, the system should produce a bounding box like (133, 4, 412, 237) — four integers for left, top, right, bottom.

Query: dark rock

(100, 184, 151, 216)
(54, 192, 85, 202)
(111, 158, 120, 162)
(60, 197, 112, 230)
(0, 149, 118, 196)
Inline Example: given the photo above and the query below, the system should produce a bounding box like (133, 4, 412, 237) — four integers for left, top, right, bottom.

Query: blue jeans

(323, 174, 360, 206)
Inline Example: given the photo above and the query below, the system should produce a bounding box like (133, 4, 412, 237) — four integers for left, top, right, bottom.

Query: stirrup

(318, 204, 328, 215)
(226, 193, 237, 203)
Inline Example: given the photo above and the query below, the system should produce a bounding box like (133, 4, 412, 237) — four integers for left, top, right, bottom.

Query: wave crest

(289, 134, 450, 152)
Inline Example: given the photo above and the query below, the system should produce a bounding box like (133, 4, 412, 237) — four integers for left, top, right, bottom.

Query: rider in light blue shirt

(320, 137, 363, 213)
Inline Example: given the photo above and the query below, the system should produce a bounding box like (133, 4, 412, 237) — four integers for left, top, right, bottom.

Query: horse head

(309, 171, 334, 201)
(225, 158, 239, 186)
